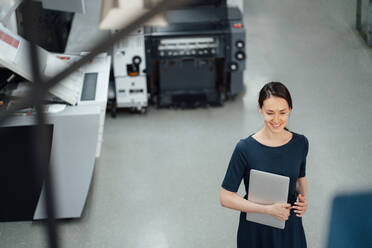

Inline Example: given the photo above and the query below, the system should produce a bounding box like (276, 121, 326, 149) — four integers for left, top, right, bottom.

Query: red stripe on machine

(0, 30, 20, 49)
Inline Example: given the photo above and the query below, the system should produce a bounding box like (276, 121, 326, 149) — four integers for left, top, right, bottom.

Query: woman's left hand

(292, 194, 308, 217)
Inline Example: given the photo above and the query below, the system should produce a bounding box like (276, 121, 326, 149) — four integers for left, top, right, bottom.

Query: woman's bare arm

(296, 177, 307, 198)
(220, 188, 291, 220)
(293, 177, 308, 217)
(220, 188, 270, 214)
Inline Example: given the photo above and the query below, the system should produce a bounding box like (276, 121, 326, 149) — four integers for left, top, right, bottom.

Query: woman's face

(259, 96, 291, 133)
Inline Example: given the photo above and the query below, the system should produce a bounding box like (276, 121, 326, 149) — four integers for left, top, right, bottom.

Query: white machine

(50, 53, 111, 157)
(0, 24, 111, 219)
(0, 24, 110, 157)
(112, 28, 148, 113)
(1, 105, 101, 220)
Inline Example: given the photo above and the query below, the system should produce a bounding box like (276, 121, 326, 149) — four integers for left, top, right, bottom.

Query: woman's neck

(259, 126, 289, 141)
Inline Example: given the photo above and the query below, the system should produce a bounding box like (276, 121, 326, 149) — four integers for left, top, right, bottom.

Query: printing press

(145, 0, 246, 108)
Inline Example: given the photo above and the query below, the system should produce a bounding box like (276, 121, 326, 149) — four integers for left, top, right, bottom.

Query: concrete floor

(1, 0, 372, 247)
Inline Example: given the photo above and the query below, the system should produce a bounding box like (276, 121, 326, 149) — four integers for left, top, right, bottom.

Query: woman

(220, 82, 308, 248)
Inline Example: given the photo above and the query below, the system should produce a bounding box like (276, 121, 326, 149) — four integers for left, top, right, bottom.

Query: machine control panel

(156, 36, 222, 58)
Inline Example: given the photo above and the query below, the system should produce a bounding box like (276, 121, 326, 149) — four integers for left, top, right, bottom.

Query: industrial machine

(0, 23, 110, 220)
(144, 0, 246, 108)
(52, 53, 111, 157)
(0, 24, 110, 157)
(112, 28, 148, 114)
(0, 105, 101, 221)
(107, 0, 246, 110)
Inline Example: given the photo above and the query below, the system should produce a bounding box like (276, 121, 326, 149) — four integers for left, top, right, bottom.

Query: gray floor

(1, 0, 372, 247)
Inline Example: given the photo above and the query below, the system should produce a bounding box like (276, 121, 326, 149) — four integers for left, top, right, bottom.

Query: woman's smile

(270, 123, 281, 129)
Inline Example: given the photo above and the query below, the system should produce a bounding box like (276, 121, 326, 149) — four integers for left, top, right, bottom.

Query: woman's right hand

(267, 202, 291, 221)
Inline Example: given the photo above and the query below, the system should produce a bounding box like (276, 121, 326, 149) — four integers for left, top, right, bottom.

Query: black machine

(145, 0, 246, 108)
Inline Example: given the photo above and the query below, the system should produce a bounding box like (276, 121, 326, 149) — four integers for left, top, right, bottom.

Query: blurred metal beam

(22, 0, 59, 247)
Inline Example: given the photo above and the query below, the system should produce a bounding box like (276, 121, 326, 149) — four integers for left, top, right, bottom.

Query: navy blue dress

(222, 132, 308, 248)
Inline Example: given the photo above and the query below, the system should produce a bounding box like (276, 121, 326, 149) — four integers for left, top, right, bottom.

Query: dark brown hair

(258, 82, 292, 109)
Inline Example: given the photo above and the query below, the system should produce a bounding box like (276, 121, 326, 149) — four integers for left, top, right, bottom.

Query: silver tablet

(246, 169, 290, 229)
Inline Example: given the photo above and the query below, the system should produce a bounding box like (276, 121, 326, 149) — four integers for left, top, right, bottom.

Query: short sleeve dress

(222, 132, 309, 248)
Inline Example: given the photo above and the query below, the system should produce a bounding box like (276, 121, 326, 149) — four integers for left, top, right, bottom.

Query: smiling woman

(258, 82, 292, 134)
(220, 82, 309, 248)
